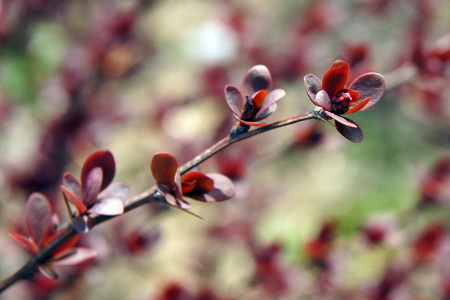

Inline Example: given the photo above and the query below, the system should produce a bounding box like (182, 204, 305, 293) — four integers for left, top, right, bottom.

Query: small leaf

(324, 111, 358, 128)
(181, 172, 214, 194)
(322, 60, 349, 96)
(9, 232, 39, 254)
(251, 89, 267, 111)
(98, 183, 131, 203)
(51, 247, 97, 266)
(345, 97, 372, 114)
(87, 197, 124, 215)
(82, 167, 103, 208)
(314, 90, 332, 111)
(62, 172, 82, 199)
(255, 89, 285, 118)
(224, 85, 244, 117)
(348, 72, 386, 111)
(335, 117, 364, 143)
(151, 153, 179, 188)
(241, 65, 272, 97)
(38, 265, 59, 280)
(26, 193, 52, 248)
(81, 150, 115, 191)
(186, 173, 235, 202)
(61, 185, 87, 215)
(304, 74, 322, 101)
(72, 215, 94, 233)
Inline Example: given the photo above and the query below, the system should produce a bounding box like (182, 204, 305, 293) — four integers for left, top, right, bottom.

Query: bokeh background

(0, 0, 449, 299)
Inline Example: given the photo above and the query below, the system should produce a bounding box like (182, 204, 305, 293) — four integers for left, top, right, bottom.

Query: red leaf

(322, 60, 349, 96)
(251, 89, 267, 111)
(26, 193, 52, 248)
(9, 232, 39, 254)
(151, 153, 179, 188)
(61, 185, 87, 215)
(255, 89, 285, 119)
(345, 97, 372, 114)
(51, 247, 97, 266)
(44, 230, 81, 257)
(81, 150, 115, 191)
(181, 172, 214, 194)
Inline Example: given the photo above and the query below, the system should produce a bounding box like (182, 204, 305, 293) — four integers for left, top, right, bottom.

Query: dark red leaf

(181, 172, 214, 194)
(81, 150, 115, 191)
(151, 153, 179, 189)
(322, 60, 349, 96)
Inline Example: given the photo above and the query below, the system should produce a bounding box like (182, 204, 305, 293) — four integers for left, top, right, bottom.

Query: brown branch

(0, 110, 316, 294)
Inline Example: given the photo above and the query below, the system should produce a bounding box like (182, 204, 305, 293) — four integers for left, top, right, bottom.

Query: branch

(0, 110, 316, 294)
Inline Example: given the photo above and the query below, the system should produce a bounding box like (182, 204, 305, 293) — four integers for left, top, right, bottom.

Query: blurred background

(0, 0, 449, 299)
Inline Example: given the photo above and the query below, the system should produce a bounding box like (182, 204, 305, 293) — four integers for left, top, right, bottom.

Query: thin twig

(0, 110, 316, 294)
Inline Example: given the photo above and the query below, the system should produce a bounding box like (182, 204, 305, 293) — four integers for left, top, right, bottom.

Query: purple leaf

(324, 111, 358, 128)
(83, 167, 103, 208)
(87, 197, 124, 215)
(314, 90, 332, 111)
(62, 172, 81, 199)
(81, 150, 115, 191)
(51, 247, 97, 266)
(255, 89, 286, 119)
(26, 193, 52, 248)
(335, 117, 364, 143)
(304, 74, 322, 101)
(348, 72, 386, 111)
(98, 183, 131, 203)
(241, 65, 272, 97)
(224, 85, 244, 116)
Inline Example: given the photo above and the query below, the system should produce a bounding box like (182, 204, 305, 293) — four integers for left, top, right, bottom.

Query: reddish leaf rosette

(60, 150, 131, 231)
(225, 65, 286, 129)
(9, 193, 96, 279)
(150, 153, 235, 210)
(304, 60, 386, 142)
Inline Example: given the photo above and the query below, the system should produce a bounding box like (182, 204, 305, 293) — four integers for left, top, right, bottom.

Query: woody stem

(0, 110, 316, 294)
